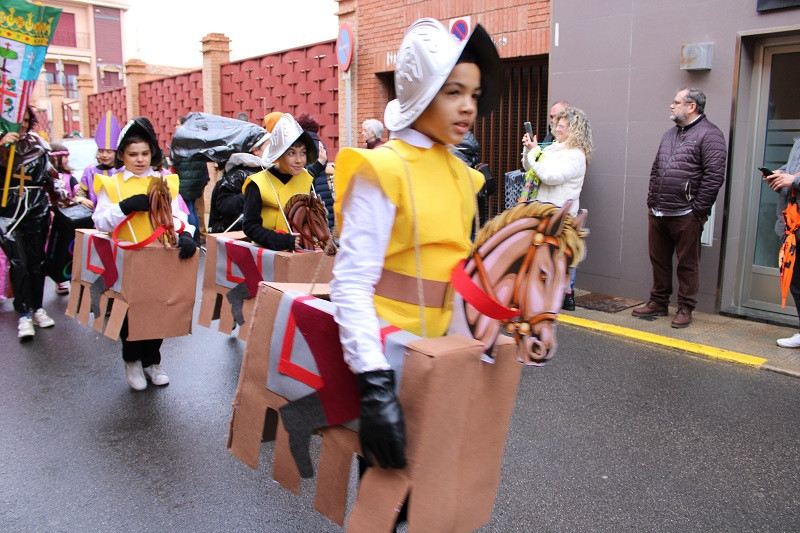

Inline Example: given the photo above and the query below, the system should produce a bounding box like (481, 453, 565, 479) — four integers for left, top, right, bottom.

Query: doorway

(743, 39, 800, 319)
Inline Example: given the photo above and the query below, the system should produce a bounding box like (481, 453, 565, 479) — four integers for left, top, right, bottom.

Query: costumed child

(48, 141, 80, 295)
(92, 116, 197, 391)
(48, 142, 79, 199)
(0, 107, 68, 340)
(330, 16, 501, 476)
(75, 110, 122, 211)
(241, 113, 317, 251)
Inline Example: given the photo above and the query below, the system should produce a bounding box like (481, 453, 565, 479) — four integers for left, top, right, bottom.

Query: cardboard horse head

(285, 193, 336, 255)
(449, 200, 587, 365)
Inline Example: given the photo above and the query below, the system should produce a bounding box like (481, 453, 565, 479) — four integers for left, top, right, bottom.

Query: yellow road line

(558, 314, 768, 367)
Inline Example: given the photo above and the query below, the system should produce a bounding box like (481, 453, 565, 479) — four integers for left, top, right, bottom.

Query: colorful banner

(0, 0, 61, 133)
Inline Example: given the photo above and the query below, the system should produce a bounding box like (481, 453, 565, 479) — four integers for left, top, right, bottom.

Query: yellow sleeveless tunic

(243, 168, 313, 233)
(334, 139, 483, 337)
(94, 173, 179, 243)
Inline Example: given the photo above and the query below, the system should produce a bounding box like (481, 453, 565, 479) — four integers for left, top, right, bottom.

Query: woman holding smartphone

(521, 106, 593, 311)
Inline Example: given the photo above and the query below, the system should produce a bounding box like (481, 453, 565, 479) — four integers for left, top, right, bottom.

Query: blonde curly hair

(553, 106, 593, 165)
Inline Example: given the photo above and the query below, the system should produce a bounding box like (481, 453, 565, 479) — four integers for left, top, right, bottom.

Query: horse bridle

(456, 216, 573, 339)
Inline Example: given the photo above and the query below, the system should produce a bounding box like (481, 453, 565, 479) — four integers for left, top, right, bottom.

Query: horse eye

(540, 273, 547, 282)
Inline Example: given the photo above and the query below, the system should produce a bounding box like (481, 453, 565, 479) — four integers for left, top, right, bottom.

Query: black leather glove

(177, 231, 197, 259)
(118, 194, 150, 215)
(356, 369, 406, 469)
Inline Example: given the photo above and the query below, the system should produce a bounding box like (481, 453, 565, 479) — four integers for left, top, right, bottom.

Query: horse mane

(471, 201, 588, 267)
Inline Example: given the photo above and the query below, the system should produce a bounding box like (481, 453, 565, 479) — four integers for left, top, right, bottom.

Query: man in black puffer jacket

(172, 116, 211, 244)
(632, 87, 727, 328)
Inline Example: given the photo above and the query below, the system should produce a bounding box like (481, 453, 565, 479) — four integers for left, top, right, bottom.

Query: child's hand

(77, 197, 94, 210)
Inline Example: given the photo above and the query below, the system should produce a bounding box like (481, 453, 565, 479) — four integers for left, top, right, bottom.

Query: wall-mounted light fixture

(680, 42, 713, 70)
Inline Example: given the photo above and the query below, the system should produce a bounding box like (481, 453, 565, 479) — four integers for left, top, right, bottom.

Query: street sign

(449, 16, 471, 41)
(337, 23, 354, 71)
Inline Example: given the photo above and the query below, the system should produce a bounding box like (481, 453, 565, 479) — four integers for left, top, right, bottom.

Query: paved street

(1, 278, 799, 532)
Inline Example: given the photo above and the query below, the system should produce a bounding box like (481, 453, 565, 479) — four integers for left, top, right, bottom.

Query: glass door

(745, 42, 800, 316)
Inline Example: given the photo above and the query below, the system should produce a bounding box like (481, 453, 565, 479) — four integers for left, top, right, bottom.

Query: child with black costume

(0, 107, 67, 340)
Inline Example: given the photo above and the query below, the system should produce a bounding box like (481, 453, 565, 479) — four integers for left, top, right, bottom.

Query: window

(51, 13, 76, 48)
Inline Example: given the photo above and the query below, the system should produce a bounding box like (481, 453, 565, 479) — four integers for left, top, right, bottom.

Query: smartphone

(758, 166, 773, 177)
(523, 121, 533, 138)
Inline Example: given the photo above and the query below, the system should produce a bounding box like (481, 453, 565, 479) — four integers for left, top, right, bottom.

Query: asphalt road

(1, 279, 799, 532)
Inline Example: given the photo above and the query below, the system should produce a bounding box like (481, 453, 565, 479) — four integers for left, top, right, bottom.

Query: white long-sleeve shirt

(92, 168, 194, 239)
(522, 142, 586, 217)
(330, 128, 435, 374)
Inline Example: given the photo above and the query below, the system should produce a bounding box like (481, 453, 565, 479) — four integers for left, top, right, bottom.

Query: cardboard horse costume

(227, 201, 588, 531)
(197, 230, 333, 340)
(66, 228, 198, 340)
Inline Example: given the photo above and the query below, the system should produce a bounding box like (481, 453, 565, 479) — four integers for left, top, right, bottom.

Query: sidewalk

(557, 291, 800, 379)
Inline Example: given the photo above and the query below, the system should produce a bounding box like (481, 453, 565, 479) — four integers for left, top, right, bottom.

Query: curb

(558, 314, 769, 368)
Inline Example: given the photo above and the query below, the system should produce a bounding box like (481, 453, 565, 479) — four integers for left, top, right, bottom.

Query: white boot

(124, 361, 147, 391)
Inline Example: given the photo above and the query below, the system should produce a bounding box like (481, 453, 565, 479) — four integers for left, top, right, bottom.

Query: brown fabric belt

(374, 269, 450, 308)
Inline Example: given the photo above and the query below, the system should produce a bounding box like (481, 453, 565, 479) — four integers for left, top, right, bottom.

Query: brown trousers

(647, 212, 706, 310)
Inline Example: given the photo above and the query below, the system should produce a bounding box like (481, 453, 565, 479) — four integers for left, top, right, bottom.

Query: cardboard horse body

(198, 194, 336, 340)
(227, 201, 588, 531)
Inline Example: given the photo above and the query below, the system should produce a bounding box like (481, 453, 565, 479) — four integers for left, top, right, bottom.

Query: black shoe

(562, 292, 575, 311)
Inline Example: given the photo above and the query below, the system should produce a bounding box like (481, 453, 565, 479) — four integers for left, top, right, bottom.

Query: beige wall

(550, 0, 800, 314)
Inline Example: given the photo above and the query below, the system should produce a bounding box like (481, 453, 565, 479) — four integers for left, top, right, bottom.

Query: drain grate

(575, 293, 644, 313)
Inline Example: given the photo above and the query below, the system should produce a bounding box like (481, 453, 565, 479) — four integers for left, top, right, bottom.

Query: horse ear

(545, 201, 571, 236)
(573, 208, 588, 232)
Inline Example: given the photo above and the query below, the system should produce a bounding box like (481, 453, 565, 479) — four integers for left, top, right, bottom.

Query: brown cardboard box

(197, 231, 334, 340)
(65, 228, 199, 341)
(227, 282, 523, 531)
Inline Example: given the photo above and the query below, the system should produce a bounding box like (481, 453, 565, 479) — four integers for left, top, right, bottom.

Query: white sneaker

(143, 364, 170, 386)
(55, 282, 70, 295)
(777, 333, 800, 348)
(32, 308, 55, 328)
(17, 316, 34, 340)
(125, 361, 147, 391)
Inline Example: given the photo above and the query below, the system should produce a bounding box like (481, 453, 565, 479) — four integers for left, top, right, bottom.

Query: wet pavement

(1, 276, 799, 531)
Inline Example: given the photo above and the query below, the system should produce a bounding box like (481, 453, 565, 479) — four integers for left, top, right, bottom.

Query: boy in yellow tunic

(93, 117, 197, 391)
(241, 113, 317, 251)
(330, 19, 502, 470)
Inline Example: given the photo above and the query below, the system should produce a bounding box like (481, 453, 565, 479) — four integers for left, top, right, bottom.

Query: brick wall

(350, 0, 551, 138)
(138, 70, 204, 155)
(87, 88, 127, 138)
(220, 40, 339, 160)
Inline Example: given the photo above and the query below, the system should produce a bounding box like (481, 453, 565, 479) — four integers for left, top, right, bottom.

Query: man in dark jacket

(632, 87, 727, 328)
(173, 117, 210, 243)
(207, 128, 269, 233)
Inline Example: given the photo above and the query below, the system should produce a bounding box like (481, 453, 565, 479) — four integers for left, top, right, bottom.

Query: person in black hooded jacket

(0, 107, 67, 340)
(450, 130, 495, 233)
(296, 113, 334, 231)
(208, 127, 269, 233)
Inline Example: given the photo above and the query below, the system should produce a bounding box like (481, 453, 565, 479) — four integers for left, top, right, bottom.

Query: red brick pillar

(124, 59, 148, 120)
(76, 74, 94, 137)
(49, 84, 66, 140)
(201, 33, 231, 115)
